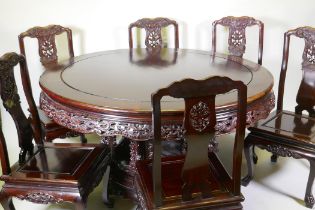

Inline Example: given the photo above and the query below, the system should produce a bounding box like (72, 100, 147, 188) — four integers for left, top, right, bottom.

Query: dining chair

(18, 24, 87, 143)
(129, 17, 179, 51)
(212, 16, 264, 65)
(241, 26, 315, 208)
(135, 76, 247, 209)
(0, 52, 111, 210)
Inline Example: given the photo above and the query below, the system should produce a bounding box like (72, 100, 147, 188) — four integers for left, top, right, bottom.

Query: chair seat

(1, 143, 110, 190)
(136, 154, 244, 210)
(249, 110, 315, 149)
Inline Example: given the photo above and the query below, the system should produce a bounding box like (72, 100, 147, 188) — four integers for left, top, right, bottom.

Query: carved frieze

(264, 145, 302, 159)
(16, 192, 63, 204)
(40, 92, 275, 140)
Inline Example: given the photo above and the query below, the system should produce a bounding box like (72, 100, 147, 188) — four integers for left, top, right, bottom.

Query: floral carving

(291, 27, 315, 67)
(40, 92, 275, 139)
(306, 44, 315, 64)
(264, 145, 302, 159)
(305, 194, 315, 208)
(0, 53, 23, 111)
(189, 101, 210, 132)
(20, 25, 71, 64)
(16, 192, 63, 204)
(215, 16, 262, 57)
(129, 17, 178, 51)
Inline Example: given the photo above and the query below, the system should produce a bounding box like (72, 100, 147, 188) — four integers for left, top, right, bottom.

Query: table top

(40, 48, 273, 115)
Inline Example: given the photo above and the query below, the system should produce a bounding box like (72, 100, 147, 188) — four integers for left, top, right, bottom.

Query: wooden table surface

(39, 48, 275, 140)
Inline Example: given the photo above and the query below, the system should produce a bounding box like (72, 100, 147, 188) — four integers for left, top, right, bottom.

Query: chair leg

(102, 165, 114, 208)
(0, 196, 15, 210)
(74, 200, 87, 210)
(252, 145, 258, 164)
(305, 160, 315, 208)
(241, 141, 254, 186)
(80, 134, 87, 143)
(270, 153, 278, 163)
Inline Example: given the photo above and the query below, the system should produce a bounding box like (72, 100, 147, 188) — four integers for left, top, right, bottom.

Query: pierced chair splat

(18, 25, 87, 143)
(135, 76, 247, 210)
(129, 17, 179, 52)
(212, 16, 264, 64)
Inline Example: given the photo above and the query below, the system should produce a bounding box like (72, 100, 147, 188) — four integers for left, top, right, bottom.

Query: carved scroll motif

(264, 145, 302, 159)
(40, 92, 275, 139)
(0, 53, 23, 111)
(16, 192, 63, 204)
(293, 27, 315, 67)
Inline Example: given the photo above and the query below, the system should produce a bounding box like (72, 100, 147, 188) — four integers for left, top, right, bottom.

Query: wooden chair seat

(248, 110, 315, 145)
(136, 154, 244, 209)
(1, 143, 109, 201)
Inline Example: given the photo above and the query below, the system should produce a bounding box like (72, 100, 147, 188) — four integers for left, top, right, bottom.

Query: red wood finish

(242, 26, 315, 208)
(129, 17, 179, 51)
(39, 48, 274, 200)
(0, 52, 110, 210)
(18, 25, 86, 143)
(212, 16, 264, 65)
(135, 76, 246, 209)
(39, 48, 274, 139)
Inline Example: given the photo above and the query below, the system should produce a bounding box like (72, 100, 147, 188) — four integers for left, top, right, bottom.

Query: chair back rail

(151, 76, 247, 207)
(277, 27, 315, 116)
(129, 17, 179, 51)
(212, 16, 264, 65)
(18, 25, 74, 65)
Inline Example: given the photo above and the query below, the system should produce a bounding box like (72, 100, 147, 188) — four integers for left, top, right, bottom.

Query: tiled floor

(0, 134, 311, 210)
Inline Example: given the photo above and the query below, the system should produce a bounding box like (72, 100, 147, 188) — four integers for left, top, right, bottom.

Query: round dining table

(39, 48, 274, 197)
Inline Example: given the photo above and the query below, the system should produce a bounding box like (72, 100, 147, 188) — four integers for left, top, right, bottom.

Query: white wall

(0, 0, 314, 162)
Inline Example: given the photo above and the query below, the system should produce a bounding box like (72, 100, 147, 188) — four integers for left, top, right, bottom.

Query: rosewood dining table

(39, 48, 275, 198)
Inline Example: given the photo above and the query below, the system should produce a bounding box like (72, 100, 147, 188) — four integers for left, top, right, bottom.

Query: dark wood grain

(39, 48, 275, 201)
(129, 17, 179, 51)
(18, 25, 86, 143)
(242, 26, 315, 209)
(135, 76, 246, 209)
(212, 16, 264, 65)
(0, 52, 110, 210)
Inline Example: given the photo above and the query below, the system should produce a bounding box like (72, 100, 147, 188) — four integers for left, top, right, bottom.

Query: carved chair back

(151, 76, 247, 207)
(0, 52, 43, 169)
(18, 25, 74, 65)
(277, 27, 315, 116)
(129, 17, 179, 51)
(212, 16, 264, 65)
